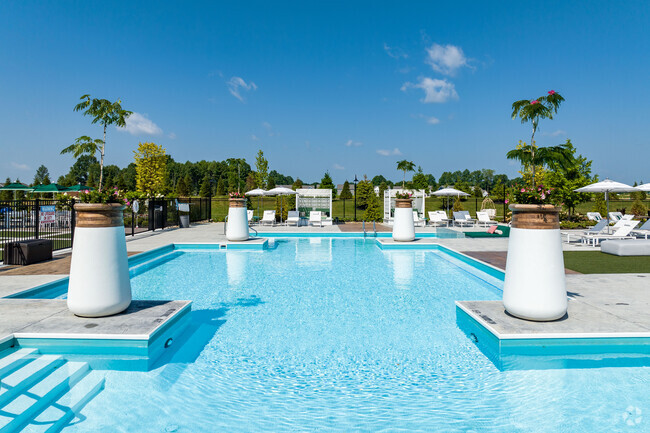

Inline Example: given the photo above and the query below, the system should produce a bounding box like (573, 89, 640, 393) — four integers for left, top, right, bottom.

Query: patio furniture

(608, 212, 624, 222)
(601, 239, 650, 256)
(286, 211, 300, 226)
(413, 211, 426, 227)
(631, 219, 650, 239)
(563, 219, 608, 243)
(427, 211, 449, 227)
(586, 212, 602, 221)
(476, 211, 497, 227)
(309, 211, 323, 227)
(3, 239, 53, 265)
(465, 225, 510, 238)
(580, 220, 639, 246)
(260, 210, 276, 226)
(453, 211, 475, 227)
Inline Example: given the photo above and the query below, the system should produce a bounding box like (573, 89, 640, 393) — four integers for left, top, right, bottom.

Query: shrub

(630, 198, 647, 217)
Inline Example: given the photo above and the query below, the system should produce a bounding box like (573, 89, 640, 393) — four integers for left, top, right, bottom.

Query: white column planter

(392, 199, 415, 242)
(67, 203, 132, 317)
(226, 198, 249, 241)
(503, 204, 567, 321)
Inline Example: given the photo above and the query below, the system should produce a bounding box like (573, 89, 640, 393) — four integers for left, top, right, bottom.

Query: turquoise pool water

(62, 238, 647, 432)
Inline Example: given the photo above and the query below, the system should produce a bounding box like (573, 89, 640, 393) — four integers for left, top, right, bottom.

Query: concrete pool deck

(1, 222, 648, 364)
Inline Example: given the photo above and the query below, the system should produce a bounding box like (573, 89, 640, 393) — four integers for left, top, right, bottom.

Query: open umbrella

(575, 179, 640, 233)
(266, 187, 297, 224)
(0, 182, 33, 199)
(636, 183, 650, 192)
(32, 183, 69, 196)
(246, 188, 267, 220)
(65, 184, 95, 192)
(431, 187, 470, 218)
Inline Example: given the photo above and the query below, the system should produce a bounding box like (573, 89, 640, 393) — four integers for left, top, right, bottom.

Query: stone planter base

(503, 204, 567, 321)
(392, 199, 415, 242)
(226, 198, 249, 241)
(67, 203, 132, 317)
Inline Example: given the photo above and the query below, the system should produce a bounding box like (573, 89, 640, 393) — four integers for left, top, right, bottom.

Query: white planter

(392, 199, 415, 242)
(503, 204, 567, 321)
(67, 204, 132, 317)
(226, 199, 249, 241)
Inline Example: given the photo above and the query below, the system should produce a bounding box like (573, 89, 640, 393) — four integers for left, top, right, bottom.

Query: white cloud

(345, 139, 363, 147)
(544, 129, 567, 137)
(376, 148, 402, 157)
(11, 162, 29, 170)
(401, 78, 458, 103)
(119, 112, 163, 136)
(261, 121, 274, 136)
(251, 134, 259, 141)
(333, 163, 345, 170)
(383, 43, 408, 59)
(425, 43, 469, 76)
(227, 76, 257, 102)
(168, 132, 177, 139)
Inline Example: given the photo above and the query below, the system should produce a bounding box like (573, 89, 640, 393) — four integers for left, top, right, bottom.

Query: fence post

(34, 198, 40, 240)
(131, 208, 135, 236)
(70, 205, 76, 247)
(503, 184, 507, 222)
(208, 196, 212, 221)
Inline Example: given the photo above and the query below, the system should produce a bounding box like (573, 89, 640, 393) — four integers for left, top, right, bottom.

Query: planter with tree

(392, 191, 415, 242)
(226, 192, 249, 241)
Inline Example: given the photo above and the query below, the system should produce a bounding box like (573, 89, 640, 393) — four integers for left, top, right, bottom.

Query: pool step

(0, 349, 105, 433)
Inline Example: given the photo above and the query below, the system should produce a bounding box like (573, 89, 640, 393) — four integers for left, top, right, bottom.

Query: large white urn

(226, 198, 249, 241)
(392, 198, 415, 242)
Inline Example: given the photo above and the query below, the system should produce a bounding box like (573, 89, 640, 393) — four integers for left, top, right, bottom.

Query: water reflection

(226, 252, 247, 287)
(295, 238, 332, 269)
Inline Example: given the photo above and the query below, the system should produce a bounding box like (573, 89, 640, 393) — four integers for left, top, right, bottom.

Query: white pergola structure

(296, 188, 333, 225)
(383, 189, 426, 224)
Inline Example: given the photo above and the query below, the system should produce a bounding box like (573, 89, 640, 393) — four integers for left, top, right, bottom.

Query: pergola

(383, 189, 426, 224)
(296, 188, 333, 224)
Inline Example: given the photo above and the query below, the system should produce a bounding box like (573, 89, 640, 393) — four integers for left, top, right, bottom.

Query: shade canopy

(0, 182, 32, 191)
(431, 187, 470, 197)
(574, 179, 639, 193)
(245, 188, 267, 196)
(65, 184, 95, 192)
(636, 183, 650, 192)
(266, 187, 297, 195)
(32, 183, 68, 193)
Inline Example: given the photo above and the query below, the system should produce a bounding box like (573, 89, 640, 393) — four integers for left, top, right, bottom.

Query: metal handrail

(373, 221, 377, 237)
(362, 220, 366, 237)
(249, 224, 258, 237)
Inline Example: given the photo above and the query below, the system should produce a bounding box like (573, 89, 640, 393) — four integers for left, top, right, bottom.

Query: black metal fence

(1, 197, 211, 263)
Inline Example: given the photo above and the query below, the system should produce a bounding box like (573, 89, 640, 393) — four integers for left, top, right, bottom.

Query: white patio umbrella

(246, 188, 267, 220)
(636, 183, 650, 192)
(265, 187, 297, 223)
(574, 179, 640, 233)
(431, 187, 470, 218)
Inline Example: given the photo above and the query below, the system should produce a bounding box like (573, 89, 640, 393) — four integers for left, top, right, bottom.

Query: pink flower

(547, 190, 551, 194)
(541, 193, 546, 200)
(84, 190, 89, 194)
(521, 188, 525, 192)
(548, 90, 556, 95)
(531, 100, 539, 104)
(505, 199, 509, 204)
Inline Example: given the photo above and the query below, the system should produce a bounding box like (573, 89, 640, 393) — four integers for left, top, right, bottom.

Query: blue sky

(1, 1, 649, 184)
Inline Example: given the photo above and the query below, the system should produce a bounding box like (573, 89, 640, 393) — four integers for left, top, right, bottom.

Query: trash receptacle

(179, 214, 190, 228)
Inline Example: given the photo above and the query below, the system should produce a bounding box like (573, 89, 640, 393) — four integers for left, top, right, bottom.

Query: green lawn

(563, 251, 650, 274)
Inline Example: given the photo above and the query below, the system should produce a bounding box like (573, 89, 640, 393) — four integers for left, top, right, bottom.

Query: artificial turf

(563, 251, 650, 274)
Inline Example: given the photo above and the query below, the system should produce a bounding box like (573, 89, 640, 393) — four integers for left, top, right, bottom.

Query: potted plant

(503, 185, 567, 321)
(226, 192, 249, 241)
(67, 188, 132, 317)
(392, 191, 415, 242)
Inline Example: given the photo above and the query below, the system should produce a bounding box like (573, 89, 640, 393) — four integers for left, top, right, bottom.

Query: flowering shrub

(79, 187, 126, 204)
(229, 192, 244, 199)
(55, 193, 76, 211)
(512, 185, 554, 205)
(395, 191, 412, 199)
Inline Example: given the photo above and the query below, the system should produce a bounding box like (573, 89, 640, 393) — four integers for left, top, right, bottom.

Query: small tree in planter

(67, 188, 131, 317)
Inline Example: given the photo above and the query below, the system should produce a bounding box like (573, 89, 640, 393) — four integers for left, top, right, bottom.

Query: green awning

(0, 182, 33, 191)
(32, 183, 68, 193)
(64, 184, 94, 192)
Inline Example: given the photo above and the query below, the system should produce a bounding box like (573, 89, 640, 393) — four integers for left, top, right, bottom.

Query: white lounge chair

(453, 211, 475, 227)
(563, 218, 608, 243)
(428, 211, 449, 227)
(260, 210, 276, 226)
(247, 210, 254, 224)
(632, 219, 650, 239)
(608, 212, 624, 222)
(286, 210, 300, 226)
(580, 220, 639, 246)
(586, 212, 602, 221)
(309, 211, 323, 227)
(476, 211, 497, 227)
(413, 211, 426, 227)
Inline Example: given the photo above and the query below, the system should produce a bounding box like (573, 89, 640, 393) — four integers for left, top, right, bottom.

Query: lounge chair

(309, 211, 323, 227)
(413, 211, 426, 227)
(586, 212, 602, 221)
(260, 210, 276, 226)
(608, 212, 624, 222)
(286, 210, 300, 226)
(465, 225, 510, 238)
(428, 211, 449, 227)
(631, 219, 650, 239)
(476, 211, 497, 227)
(563, 218, 608, 243)
(580, 220, 639, 246)
(247, 210, 254, 224)
(453, 211, 475, 227)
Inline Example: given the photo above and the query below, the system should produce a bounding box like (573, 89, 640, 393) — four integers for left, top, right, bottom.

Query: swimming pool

(24, 239, 650, 431)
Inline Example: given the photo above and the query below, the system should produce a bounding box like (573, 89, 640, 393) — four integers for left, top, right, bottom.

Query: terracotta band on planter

(74, 203, 125, 228)
(230, 198, 246, 208)
(395, 199, 412, 208)
(509, 204, 560, 230)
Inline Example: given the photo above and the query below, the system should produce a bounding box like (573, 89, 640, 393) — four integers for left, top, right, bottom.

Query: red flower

(531, 100, 539, 104)
(548, 90, 556, 95)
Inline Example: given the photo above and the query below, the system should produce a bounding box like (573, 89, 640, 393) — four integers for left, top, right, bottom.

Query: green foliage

(216, 178, 226, 196)
(339, 181, 353, 200)
(363, 190, 382, 221)
(412, 166, 428, 190)
(545, 140, 594, 214)
(176, 175, 190, 196)
(55, 193, 76, 210)
(592, 193, 607, 216)
(355, 177, 374, 209)
(267, 176, 276, 190)
(472, 185, 483, 197)
(396, 160, 416, 188)
(292, 178, 303, 190)
(371, 175, 388, 186)
(630, 198, 647, 217)
(134, 142, 167, 195)
(78, 187, 125, 204)
(378, 181, 388, 199)
(199, 175, 212, 197)
(254, 150, 269, 189)
(320, 171, 337, 198)
(506, 140, 573, 189)
(513, 185, 555, 205)
(1, 177, 13, 200)
(33, 165, 51, 186)
(268, 169, 293, 186)
(452, 197, 464, 212)
(454, 181, 472, 196)
(275, 196, 289, 221)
